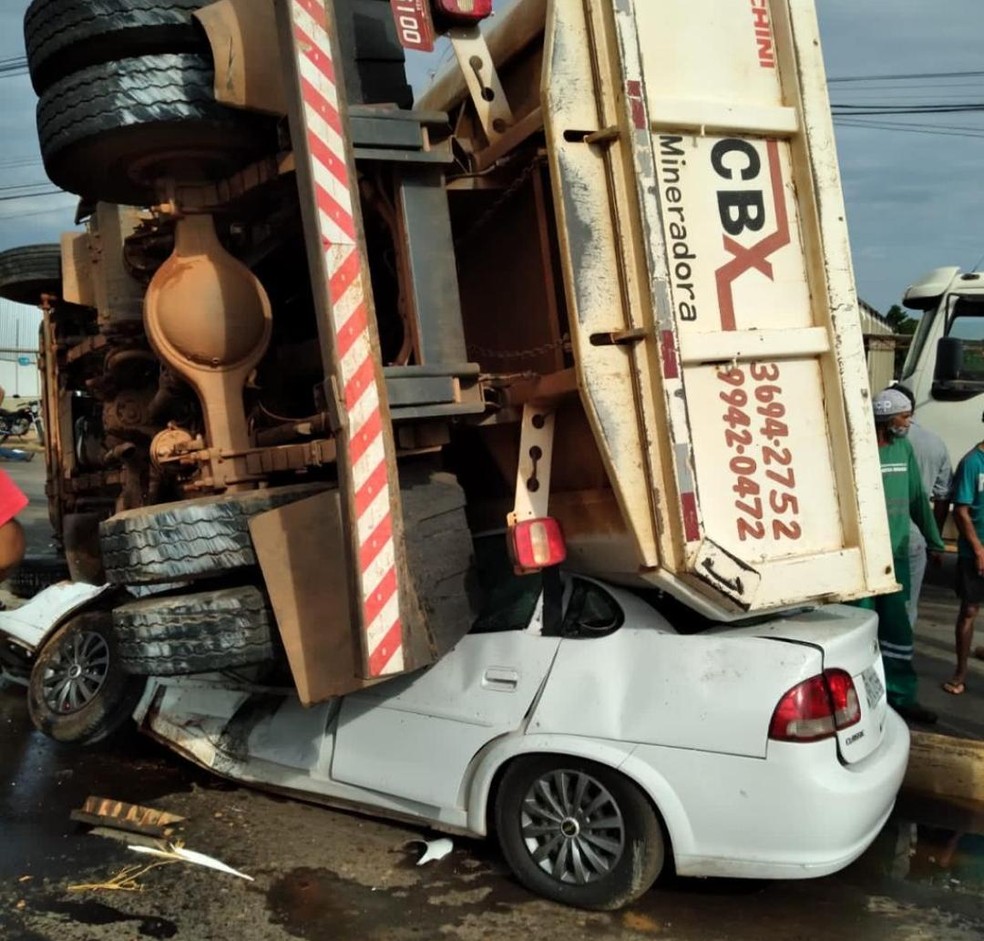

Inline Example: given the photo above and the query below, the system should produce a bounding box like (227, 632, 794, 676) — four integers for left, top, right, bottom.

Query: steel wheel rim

(41, 630, 110, 714)
(519, 769, 626, 884)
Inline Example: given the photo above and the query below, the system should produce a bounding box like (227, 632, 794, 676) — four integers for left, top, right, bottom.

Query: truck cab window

(946, 297, 984, 381)
(900, 303, 937, 379)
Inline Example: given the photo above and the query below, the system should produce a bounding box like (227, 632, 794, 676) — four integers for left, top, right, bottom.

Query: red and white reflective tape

(612, 5, 702, 547)
(290, 0, 403, 675)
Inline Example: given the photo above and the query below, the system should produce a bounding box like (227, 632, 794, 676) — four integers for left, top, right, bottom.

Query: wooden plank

(904, 731, 984, 803)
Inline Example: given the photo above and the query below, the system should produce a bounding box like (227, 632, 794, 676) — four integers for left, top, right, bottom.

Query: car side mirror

(934, 335, 963, 383)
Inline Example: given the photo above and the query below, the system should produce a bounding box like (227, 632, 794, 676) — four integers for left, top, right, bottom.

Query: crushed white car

(127, 576, 909, 910)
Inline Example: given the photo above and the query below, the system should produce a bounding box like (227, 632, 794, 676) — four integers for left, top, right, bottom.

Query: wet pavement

(1, 676, 982, 941)
(1, 461, 984, 940)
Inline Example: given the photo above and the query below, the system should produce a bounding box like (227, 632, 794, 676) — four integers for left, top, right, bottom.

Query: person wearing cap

(889, 384, 952, 627)
(863, 387, 944, 725)
(0, 466, 27, 583)
(943, 437, 984, 696)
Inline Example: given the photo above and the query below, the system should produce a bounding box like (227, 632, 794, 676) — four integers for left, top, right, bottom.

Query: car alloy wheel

(495, 755, 664, 910)
(40, 627, 110, 713)
(520, 768, 626, 884)
(27, 612, 146, 745)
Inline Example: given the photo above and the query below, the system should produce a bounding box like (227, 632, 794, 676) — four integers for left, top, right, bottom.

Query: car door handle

(483, 667, 519, 691)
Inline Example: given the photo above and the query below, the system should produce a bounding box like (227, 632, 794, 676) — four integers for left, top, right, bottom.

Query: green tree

(885, 304, 917, 335)
(883, 304, 917, 377)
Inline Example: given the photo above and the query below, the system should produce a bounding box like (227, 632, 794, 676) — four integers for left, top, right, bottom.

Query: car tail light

(432, 0, 493, 24)
(508, 517, 567, 573)
(768, 670, 861, 743)
(823, 668, 861, 730)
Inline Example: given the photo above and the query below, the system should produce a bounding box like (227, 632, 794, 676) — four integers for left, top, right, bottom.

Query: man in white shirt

(891, 384, 952, 626)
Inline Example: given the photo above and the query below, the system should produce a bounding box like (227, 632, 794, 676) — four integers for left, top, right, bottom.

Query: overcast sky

(0, 0, 980, 317)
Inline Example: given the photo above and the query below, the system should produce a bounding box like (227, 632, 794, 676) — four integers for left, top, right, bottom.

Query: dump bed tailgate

(543, 0, 895, 616)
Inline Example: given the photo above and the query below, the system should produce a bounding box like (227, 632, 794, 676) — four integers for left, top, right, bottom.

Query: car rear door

(330, 629, 560, 808)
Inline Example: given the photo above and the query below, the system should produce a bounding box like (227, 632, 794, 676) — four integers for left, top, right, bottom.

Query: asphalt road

(0, 458, 982, 941)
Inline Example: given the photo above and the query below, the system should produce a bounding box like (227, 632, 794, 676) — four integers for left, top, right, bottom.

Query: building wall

(0, 298, 42, 401)
(858, 299, 895, 393)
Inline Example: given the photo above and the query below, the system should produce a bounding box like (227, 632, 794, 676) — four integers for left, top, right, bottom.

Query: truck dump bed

(428, 0, 896, 618)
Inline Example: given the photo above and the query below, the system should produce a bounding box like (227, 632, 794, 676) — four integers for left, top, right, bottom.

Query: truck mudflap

(543, 0, 895, 615)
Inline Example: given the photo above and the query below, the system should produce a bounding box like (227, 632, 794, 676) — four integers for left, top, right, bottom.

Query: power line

(0, 203, 77, 222)
(833, 118, 984, 140)
(835, 117, 984, 135)
(0, 56, 28, 77)
(828, 69, 984, 84)
(832, 104, 984, 115)
(0, 187, 65, 203)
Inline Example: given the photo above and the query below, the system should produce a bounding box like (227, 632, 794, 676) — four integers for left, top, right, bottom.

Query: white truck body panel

(900, 267, 984, 468)
(539, 0, 894, 615)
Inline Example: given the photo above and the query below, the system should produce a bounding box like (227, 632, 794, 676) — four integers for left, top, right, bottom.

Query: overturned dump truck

(0, 0, 907, 911)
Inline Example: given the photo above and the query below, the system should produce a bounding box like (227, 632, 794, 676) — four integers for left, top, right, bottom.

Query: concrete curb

(904, 730, 984, 803)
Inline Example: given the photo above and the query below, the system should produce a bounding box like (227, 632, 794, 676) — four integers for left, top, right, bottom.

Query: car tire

(24, 0, 208, 95)
(27, 612, 146, 745)
(7, 556, 71, 599)
(100, 482, 328, 586)
(0, 244, 61, 306)
(37, 53, 277, 206)
(112, 584, 275, 676)
(494, 756, 665, 911)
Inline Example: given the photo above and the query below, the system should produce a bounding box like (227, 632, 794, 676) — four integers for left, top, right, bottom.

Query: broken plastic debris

(128, 842, 254, 881)
(411, 837, 453, 866)
(72, 796, 185, 837)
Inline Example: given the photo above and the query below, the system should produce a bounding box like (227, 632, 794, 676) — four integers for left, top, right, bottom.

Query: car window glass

(550, 579, 623, 639)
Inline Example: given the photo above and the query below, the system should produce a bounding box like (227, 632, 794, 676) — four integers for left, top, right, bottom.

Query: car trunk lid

(711, 604, 887, 763)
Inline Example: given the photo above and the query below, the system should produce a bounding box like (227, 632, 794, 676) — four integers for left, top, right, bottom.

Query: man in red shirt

(0, 468, 28, 581)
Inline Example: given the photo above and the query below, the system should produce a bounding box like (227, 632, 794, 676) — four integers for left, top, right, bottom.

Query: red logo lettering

(389, 0, 436, 52)
(749, 0, 776, 69)
(714, 141, 790, 331)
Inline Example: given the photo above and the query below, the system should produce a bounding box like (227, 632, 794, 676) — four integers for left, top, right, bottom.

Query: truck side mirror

(934, 335, 963, 383)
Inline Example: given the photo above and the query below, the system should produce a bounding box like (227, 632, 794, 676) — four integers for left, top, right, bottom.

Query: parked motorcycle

(0, 399, 43, 444)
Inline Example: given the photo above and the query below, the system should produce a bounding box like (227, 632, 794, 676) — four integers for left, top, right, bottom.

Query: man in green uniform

(866, 387, 944, 724)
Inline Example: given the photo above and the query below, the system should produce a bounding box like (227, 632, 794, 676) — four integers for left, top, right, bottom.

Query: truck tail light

(432, 0, 493, 25)
(508, 517, 567, 573)
(768, 669, 861, 743)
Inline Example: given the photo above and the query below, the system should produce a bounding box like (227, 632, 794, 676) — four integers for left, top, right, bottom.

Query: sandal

(942, 680, 966, 696)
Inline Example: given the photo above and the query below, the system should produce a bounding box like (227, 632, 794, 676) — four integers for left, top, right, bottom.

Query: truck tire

(24, 0, 208, 95)
(100, 482, 328, 586)
(37, 53, 277, 206)
(400, 460, 478, 656)
(0, 244, 61, 306)
(27, 611, 146, 745)
(7, 556, 72, 599)
(113, 585, 275, 676)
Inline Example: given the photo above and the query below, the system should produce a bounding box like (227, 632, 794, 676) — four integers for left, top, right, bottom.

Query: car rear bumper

(626, 707, 910, 879)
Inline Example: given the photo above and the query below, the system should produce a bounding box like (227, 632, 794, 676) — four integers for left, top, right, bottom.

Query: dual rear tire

(25, 0, 412, 205)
